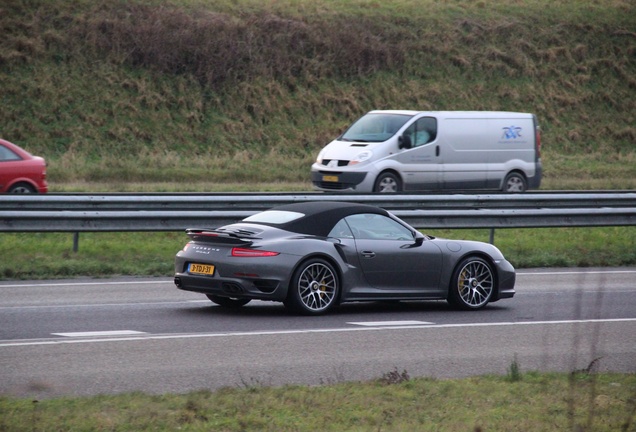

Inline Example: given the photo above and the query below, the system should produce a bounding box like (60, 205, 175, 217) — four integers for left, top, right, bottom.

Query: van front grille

(314, 181, 350, 190)
(321, 159, 350, 167)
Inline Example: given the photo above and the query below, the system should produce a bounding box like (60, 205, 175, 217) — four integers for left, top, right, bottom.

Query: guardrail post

(489, 228, 495, 245)
(73, 232, 79, 253)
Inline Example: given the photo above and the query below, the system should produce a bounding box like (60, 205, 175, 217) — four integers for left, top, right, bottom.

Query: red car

(0, 139, 48, 194)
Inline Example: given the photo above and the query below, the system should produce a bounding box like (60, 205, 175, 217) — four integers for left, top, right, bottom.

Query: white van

(311, 110, 542, 193)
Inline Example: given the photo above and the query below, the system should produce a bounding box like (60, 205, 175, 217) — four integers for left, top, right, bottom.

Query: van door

(393, 117, 440, 191)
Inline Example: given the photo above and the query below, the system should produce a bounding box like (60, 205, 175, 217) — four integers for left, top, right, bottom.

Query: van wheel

(503, 172, 527, 193)
(374, 172, 402, 193)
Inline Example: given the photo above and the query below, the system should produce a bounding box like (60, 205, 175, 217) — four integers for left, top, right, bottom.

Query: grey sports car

(174, 201, 515, 315)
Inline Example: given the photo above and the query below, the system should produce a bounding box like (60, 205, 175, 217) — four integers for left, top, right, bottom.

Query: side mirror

(398, 134, 412, 149)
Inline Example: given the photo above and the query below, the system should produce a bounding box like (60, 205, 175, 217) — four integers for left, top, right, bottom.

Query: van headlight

(316, 149, 325, 164)
(348, 150, 373, 166)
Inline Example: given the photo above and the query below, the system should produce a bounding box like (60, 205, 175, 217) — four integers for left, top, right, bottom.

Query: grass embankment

(1, 0, 635, 279)
(1, 372, 635, 431)
(1, 0, 635, 188)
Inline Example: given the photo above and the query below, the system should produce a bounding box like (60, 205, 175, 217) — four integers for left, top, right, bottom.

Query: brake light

(536, 127, 542, 158)
(231, 247, 279, 257)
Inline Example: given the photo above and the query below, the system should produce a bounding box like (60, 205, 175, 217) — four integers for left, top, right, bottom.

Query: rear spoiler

(185, 228, 260, 245)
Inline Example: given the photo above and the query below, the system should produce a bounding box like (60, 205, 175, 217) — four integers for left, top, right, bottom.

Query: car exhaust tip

(174, 277, 182, 288)
(222, 283, 244, 294)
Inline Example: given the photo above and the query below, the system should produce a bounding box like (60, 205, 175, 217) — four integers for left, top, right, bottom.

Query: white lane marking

(349, 320, 433, 326)
(52, 330, 146, 337)
(2, 318, 635, 348)
(0, 300, 209, 311)
(516, 270, 636, 276)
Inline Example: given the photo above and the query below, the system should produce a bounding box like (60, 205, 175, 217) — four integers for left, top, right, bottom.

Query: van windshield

(340, 113, 412, 143)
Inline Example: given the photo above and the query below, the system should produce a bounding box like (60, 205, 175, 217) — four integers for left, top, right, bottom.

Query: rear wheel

(448, 256, 495, 310)
(285, 258, 339, 315)
(503, 172, 527, 193)
(8, 183, 36, 194)
(374, 172, 401, 193)
(206, 295, 251, 308)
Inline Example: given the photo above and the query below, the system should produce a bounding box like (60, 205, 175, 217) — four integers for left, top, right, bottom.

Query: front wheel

(373, 172, 402, 193)
(448, 257, 495, 310)
(206, 295, 251, 308)
(285, 258, 339, 315)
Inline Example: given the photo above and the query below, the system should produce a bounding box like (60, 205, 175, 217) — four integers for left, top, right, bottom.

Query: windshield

(340, 113, 412, 143)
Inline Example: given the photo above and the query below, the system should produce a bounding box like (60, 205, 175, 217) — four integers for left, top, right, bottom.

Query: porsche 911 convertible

(174, 201, 515, 315)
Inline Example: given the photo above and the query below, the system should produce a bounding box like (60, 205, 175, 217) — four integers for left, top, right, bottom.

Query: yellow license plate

(188, 263, 215, 275)
(322, 175, 339, 182)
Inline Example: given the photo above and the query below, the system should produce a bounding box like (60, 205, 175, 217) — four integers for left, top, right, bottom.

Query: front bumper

(494, 259, 516, 300)
(310, 169, 368, 191)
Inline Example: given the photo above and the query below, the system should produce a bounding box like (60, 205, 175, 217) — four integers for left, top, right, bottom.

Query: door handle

(361, 251, 376, 258)
(436, 145, 440, 157)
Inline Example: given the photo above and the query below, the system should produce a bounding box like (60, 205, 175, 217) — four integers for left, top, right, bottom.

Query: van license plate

(188, 263, 215, 275)
(322, 175, 339, 182)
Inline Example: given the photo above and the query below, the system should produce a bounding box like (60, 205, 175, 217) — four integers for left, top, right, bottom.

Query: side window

(0, 146, 21, 162)
(328, 218, 354, 239)
(344, 214, 414, 241)
(413, 117, 437, 147)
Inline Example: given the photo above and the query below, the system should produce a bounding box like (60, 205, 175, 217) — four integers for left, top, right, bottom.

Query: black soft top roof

(245, 201, 390, 237)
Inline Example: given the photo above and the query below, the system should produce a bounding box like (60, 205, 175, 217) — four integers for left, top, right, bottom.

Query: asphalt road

(1, 268, 635, 399)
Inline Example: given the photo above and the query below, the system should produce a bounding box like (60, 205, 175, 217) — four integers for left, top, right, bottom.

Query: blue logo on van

(502, 126, 522, 140)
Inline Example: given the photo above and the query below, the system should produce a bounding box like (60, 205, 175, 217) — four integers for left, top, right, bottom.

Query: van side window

(412, 117, 437, 147)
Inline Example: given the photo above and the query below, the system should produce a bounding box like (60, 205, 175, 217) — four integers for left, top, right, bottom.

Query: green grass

(1, 371, 634, 431)
(427, 226, 636, 269)
(2, 226, 634, 280)
(1, 0, 635, 188)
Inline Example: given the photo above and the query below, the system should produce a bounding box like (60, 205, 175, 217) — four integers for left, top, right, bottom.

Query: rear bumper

(528, 161, 542, 190)
(174, 272, 286, 301)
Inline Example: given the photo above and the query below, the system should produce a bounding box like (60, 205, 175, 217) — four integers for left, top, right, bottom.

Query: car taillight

(231, 247, 279, 257)
(196, 232, 219, 237)
(536, 127, 542, 159)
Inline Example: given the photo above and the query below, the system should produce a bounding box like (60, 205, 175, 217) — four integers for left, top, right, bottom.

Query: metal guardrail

(2, 208, 635, 232)
(2, 192, 636, 212)
(1, 192, 635, 232)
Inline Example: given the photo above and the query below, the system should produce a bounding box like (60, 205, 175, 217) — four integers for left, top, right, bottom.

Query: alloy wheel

(297, 262, 337, 312)
(456, 259, 494, 309)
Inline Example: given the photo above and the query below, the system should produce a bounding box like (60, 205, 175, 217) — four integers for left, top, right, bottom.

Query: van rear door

(487, 116, 536, 190)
